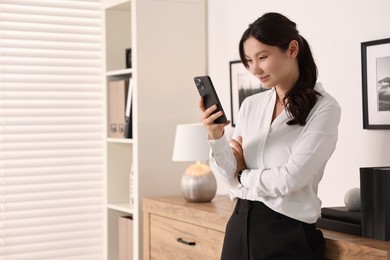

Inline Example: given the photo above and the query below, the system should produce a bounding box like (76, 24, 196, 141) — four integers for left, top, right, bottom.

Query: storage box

(360, 167, 390, 241)
(118, 216, 133, 260)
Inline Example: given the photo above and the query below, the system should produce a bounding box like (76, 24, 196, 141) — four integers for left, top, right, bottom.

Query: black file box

(360, 167, 390, 241)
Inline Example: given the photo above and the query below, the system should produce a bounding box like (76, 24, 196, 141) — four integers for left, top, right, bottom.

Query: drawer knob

(177, 237, 196, 246)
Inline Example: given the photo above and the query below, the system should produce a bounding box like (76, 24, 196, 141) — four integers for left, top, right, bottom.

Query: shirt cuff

(239, 169, 250, 187)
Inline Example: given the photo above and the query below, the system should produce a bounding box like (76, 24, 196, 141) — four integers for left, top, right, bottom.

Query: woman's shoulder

(237, 89, 274, 119)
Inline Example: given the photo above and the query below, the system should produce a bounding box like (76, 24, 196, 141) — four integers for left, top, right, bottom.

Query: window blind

(0, 0, 104, 259)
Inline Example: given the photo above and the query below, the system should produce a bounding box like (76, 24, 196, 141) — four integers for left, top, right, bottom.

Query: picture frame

(361, 38, 390, 129)
(229, 60, 267, 126)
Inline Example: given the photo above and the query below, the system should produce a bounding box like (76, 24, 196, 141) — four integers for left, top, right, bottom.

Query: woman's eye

(259, 56, 267, 60)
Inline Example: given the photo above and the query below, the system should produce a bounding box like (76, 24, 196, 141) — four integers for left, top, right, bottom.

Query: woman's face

(243, 36, 298, 90)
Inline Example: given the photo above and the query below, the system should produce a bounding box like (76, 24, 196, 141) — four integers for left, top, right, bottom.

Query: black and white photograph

(229, 60, 268, 126)
(361, 38, 390, 129)
(377, 56, 390, 111)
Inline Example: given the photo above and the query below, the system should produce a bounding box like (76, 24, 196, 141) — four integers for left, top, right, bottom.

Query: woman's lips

(259, 75, 269, 82)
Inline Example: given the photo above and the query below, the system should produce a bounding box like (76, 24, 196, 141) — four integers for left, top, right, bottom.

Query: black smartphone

(194, 75, 228, 124)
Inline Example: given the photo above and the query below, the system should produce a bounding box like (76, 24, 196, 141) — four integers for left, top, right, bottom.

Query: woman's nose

(252, 66, 263, 77)
(249, 61, 261, 75)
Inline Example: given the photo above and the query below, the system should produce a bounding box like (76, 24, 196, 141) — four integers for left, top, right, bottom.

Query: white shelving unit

(102, 0, 207, 259)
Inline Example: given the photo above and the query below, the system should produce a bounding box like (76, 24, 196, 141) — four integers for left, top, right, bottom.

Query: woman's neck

(275, 61, 300, 103)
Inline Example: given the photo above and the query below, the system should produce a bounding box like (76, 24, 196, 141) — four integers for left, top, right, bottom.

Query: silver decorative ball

(181, 163, 217, 202)
(344, 187, 361, 211)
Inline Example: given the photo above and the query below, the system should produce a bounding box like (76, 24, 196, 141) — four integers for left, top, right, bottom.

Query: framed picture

(229, 60, 267, 126)
(361, 38, 390, 129)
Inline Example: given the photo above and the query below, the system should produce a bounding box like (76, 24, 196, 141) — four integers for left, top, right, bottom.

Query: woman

(200, 12, 340, 259)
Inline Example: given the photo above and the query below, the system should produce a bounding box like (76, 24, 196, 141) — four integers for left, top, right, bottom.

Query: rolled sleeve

(208, 135, 239, 186)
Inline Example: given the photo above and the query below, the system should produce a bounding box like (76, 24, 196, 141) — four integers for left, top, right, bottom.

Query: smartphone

(194, 75, 228, 124)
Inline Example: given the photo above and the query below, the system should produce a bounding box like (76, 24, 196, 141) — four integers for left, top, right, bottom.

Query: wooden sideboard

(143, 196, 390, 260)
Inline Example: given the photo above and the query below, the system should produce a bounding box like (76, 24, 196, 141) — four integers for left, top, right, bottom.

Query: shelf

(103, 0, 207, 259)
(103, 0, 130, 10)
(106, 68, 132, 77)
(108, 203, 134, 214)
(107, 138, 133, 144)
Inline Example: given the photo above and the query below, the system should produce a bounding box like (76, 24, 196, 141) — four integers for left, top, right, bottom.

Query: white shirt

(209, 83, 341, 223)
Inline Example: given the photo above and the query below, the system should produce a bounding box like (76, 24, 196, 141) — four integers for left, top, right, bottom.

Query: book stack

(316, 206, 361, 236)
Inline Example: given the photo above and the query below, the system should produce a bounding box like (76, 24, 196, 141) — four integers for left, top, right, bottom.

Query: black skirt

(221, 199, 324, 260)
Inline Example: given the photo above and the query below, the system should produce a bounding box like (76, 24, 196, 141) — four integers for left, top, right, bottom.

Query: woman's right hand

(230, 136, 246, 173)
(199, 96, 230, 140)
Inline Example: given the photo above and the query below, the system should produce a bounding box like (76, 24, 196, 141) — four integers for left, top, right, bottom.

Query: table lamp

(172, 123, 217, 202)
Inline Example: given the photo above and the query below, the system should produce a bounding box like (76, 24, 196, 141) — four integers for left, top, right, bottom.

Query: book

(124, 77, 133, 139)
(373, 168, 390, 241)
(321, 206, 361, 225)
(360, 167, 375, 238)
(129, 164, 134, 206)
(316, 217, 361, 236)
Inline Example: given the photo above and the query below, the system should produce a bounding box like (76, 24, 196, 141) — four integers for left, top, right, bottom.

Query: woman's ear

(287, 40, 299, 58)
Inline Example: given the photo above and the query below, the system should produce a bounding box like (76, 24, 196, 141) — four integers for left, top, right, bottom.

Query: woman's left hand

(230, 136, 246, 174)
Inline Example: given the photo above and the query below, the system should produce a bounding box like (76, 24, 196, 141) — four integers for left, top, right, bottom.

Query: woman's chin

(261, 83, 273, 89)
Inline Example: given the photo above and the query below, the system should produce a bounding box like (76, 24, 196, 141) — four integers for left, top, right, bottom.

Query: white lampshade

(172, 123, 209, 162)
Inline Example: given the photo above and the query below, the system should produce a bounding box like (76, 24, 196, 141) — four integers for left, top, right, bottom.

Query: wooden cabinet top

(143, 195, 233, 232)
(143, 195, 390, 259)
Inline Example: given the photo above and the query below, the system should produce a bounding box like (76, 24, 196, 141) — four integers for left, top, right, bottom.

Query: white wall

(208, 0, 390, 207)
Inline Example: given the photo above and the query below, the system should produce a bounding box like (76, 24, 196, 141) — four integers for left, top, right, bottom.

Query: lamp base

(181, 163, 217, 202)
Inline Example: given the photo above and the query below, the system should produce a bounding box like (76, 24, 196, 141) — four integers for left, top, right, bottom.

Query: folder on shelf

(108, 80, 127, 138)
(360, 167, 390, 241)
(124, 78, 133, 139)
(118, 216, 133, 260)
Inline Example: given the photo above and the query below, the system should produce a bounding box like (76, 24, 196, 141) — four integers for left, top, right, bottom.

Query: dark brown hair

(239, 12, 321, 126)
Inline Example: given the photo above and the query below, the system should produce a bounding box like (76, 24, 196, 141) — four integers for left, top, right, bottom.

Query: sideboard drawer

(150, 214, 224, 260)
